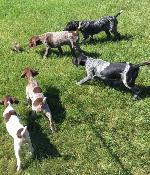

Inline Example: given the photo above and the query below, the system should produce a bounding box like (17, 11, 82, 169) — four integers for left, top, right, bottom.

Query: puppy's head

(72, 53, 87, 67)
(0, 95, 19, 107)
(29, 36, 42, 48)
(64, 21, 79, 31)
(21, 68, 39, 78)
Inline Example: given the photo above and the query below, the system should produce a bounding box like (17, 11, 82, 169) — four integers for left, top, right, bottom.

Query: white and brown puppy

(21, 68, 55, 132)
(29, 30, 80, 58)
(0, 95, 34, 171)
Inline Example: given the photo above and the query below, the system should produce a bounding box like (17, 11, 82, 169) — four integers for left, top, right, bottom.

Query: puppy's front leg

(76, 76, 93, 85)
(26, 88, 31, 107)
(77, 69, 94, 85)
(43, 45, 51, 58)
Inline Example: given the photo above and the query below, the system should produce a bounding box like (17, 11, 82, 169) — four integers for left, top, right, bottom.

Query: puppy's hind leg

(122, 73, 141, 99)
(109, 20, 121, 39)
(14, 140, 21, 171)
(90, 35, 94, 42)
(43, 103, 56, 133)
(105, 30, 111, 40)
(58, 46, 63, 55)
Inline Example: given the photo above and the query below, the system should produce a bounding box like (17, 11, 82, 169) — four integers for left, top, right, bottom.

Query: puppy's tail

(114, 10, 123, 18)
(134, 61, 150, 68)
(77, 22, 81, 30)
(39, 97, 47, 108)
(20, 126, 27, 137)
(43, 97, 47, 103)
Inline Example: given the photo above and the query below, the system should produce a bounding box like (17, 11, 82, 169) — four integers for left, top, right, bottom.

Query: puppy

(21, 68, 55, 132)
(29, 30, 80, 58)
(64, 10, 123, 43)
(72, 53, 150, 99)
(0, 95, 34, 171)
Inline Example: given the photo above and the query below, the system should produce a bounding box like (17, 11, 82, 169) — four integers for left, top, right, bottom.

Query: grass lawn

(0, 0, 150, 174)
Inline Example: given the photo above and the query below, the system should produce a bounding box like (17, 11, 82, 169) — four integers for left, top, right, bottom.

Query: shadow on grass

(27, 118, 61, 161)
(84, 34, 134, 45)
(44, 86, 66, 124)
(91, 125, 133, 175)
(84, 78, 150, 100)
(137, 85, 150, 99)
(37, 48, 77, 58)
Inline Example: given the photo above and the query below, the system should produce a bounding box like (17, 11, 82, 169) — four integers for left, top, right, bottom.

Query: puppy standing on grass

(72, 53, 150, 99)
(29, 30, 80, 58)
(21, 68, 55, 132)
(64, 10, 123, 43)
(0, 95, 34, 172)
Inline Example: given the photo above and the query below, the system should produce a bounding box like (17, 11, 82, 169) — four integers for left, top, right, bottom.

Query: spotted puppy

(64, 10, 123, 43)
(21, 68, 55, 132)
(29, 30, 80, 58)
(0, 95, 34, 171)
(73, 53, 150, 99)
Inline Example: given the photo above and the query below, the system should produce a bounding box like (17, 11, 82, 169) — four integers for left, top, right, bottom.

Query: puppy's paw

(43, 55, 48, 59)
(133, 95, 141, 101)
(17, 166, 21, 172)
(76, 82, 81, 86)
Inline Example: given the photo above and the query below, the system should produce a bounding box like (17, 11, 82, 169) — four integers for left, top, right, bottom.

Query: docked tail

(21, 126, 27, 137)
(43, 97, 47, 103)
(114, 10, 123, 18)
(77, 22, 81, 30)
(39, 97, 47, 108)
(134, 61, 150, 68)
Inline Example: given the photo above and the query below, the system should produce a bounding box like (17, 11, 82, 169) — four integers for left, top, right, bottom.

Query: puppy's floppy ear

(72, 57, 81, 67)
(31, 69, 39, 77)
(0, 99, 4, 105)
(21, 71, 26, 78)
(29, 36, 40, 47)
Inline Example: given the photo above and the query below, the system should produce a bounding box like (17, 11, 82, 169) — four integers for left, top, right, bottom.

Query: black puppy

(72, 53, 150, 99)
(64, 10, 123, 43)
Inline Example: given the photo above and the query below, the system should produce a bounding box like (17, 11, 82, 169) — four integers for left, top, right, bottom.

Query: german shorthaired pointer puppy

(29, 30, 80, 58)
(72, 53, 150, 99)
(21, 68, 56, 132)
(64, 10, 123, 43)
(0, 95, 34, 171)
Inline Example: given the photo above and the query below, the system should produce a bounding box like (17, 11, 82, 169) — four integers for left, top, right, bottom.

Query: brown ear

(21, 72, 26, 78)
(0, 100, 4, 105)
(31, 69, 39, 77)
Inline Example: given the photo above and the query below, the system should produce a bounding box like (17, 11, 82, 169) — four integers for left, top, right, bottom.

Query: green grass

(0, 0, 150, 174)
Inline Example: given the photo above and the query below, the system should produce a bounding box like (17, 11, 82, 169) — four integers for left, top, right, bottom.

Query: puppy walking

(64, 10, 123, 43)
(29, 30, 80, 58)
(73, 53, 150, 99)
(0, 95, 34, 171)
(21, 68, 55, 132)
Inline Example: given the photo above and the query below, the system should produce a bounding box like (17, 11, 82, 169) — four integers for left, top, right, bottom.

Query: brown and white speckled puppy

(21, 68, 55, 132)
(29, 30, 80, 58)
(0, 95, 34, 172)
